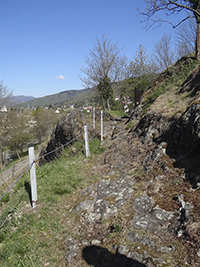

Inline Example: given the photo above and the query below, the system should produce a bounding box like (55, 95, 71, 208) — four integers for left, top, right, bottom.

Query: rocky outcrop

(161, 102, 200, 187)
(39, 110, 115, 165)
(37, 106, 200, 266)
(179, 64, 200, 96)
(128, 101, 200, 187)
(63, 114, 199, 266)
(39, 110, 85, 165)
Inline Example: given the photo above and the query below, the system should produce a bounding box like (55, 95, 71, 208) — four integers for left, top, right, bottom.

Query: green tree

(139, 0, 200, 60)
(97, 76, 113, 110)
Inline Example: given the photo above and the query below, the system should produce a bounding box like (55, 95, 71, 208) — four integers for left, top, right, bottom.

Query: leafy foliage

(97, 76, 114, 110)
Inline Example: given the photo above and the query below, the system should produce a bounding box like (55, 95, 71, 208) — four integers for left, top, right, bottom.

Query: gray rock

(128, 251, 143, 262)
(65, 251, 76, 263)
(81, 184, 94, 195)
(157, 246, 174, 253)
(141, 237, 155, 248)
(75, 200, 94, 213)
(128, 232, 154, 248)
(65, 237, 78, 263)
(128, 232, 142, 243)
(133, 193, 154, 214)
(81, 239, 89, 246)
(39, 110, 87, 165)
(197, 248, 200, 257)
(79, 176, 135, 223)
(91, 239, 101, 245)
(118, 245, 129, 255)
(131, 206, 174, 231)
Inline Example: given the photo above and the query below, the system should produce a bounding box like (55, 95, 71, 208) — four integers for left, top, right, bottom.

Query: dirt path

(0, 152, 40, 186)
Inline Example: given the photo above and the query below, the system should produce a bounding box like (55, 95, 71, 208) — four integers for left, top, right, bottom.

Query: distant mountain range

(13, 88, 97, 108)
(11, 95, 36, 104)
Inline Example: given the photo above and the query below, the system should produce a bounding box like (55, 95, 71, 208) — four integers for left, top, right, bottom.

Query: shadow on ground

(82, 245, 146, 267)
(24, 181, 32, 205)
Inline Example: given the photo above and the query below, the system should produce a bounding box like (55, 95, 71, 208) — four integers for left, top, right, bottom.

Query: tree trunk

(106, 98, 110, 110)
(0, 144, 3, 170)
(195, 16, 200, 60)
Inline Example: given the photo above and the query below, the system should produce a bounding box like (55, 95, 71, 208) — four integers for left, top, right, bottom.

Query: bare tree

(127, 45, 158, 106)
(129, 45, 157, 80)
(31, 107, 59, 143)
(154, 34, 175, 71)
(176, 16, 196, 57)
(7, 111, 32, 158)
(0, 80, 13, 108)
(138, 0, 200, 60)
(80, 35, 127, 109)
(0, 81, 13, 169)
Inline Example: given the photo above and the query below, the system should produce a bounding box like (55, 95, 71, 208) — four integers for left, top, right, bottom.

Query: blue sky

(0, 0, 188, 97)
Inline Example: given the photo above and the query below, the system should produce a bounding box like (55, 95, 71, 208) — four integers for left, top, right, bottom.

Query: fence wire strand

(0, 111, 103, 202)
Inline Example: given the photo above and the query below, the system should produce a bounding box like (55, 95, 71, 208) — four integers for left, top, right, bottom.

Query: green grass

(142, 56, 200, 114)
(0, 137, 106, 267)
(105, 110, 127, 117)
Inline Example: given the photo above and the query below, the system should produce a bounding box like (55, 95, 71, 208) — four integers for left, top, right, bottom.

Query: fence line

(0, 165, 30, 201)
(0, 110, 104, 203)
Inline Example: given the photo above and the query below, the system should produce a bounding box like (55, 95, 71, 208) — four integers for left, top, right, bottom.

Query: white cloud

(56, 75, 66, 80)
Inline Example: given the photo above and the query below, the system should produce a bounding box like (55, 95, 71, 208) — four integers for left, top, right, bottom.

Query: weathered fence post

(93, 107, 95, 129)
(101, 110, 103, 142)
(29, 147, 37, 208)
(84, 125, 90, 157)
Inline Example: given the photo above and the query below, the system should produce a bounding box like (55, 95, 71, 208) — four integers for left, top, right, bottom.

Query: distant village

(1, 95, 132, 114)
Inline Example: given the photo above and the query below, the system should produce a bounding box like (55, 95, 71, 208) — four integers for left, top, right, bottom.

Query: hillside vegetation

(1, 56, 200, 266)
(142, 56, 200, 116)
(16, 88, 95, 108)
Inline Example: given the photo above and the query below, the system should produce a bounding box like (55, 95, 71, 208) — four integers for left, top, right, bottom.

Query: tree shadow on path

(82, 245, 146, 267)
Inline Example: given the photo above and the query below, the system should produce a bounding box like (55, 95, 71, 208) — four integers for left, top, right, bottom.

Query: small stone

(197, 248, 200, 257)
(158, 246, 174, 253)
(65, 251, 76, 263)
(91, 239, 101, 245)
(177, 230, 184, 237)
(118, 245, 128, 255)
(75, 200, 94, 213)
(81, 239, 89, 246)
(65, 237, 74, 244)
(128, 251, 143, 262)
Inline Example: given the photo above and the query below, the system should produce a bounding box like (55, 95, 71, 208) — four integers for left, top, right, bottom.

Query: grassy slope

(1, 56, 200, 266)
(143, 56, 200, 117)
(0, 138, 106, 267)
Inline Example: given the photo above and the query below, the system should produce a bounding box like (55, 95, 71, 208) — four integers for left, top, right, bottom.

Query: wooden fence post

(29, 147, 37, 208)
(93, 107, 95, 129)
(84, 125, 90, 157)
(101, 110, 103, 142)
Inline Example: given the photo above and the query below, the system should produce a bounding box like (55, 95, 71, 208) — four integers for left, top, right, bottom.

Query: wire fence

(0, 110, 103, 202)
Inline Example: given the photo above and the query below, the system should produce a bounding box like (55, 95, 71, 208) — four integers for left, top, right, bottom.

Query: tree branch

(169, 0, 200, 17)
(161, 15, 194, 28)
(138, 0, 200, 30)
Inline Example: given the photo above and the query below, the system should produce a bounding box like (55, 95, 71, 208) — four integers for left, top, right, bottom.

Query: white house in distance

(1, 105, 7, 113)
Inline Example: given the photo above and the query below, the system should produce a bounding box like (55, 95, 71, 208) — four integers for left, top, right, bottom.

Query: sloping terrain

(16, 87, 95, 108)
(1, 56, 200, 266)
(60, 56, 200, 266)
